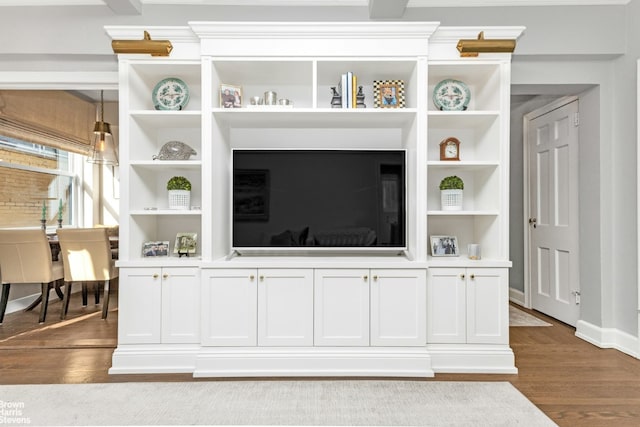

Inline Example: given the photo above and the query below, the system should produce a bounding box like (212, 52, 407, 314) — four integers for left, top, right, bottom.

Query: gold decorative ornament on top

(111, 31, 173, 57)
(456, 31, 516, 57)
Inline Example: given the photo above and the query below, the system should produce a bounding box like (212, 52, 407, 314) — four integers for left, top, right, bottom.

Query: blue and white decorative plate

(433, 79, 470, 111)
(152, 77, 189, 111)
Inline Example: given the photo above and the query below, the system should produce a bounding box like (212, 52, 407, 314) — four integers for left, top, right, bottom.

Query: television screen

(232, 149, 406, 250)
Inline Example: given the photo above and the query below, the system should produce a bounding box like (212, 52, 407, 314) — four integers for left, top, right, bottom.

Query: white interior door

(526, 98, 580, 326)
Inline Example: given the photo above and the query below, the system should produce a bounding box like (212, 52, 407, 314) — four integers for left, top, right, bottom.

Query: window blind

(0, 90, 96, 155)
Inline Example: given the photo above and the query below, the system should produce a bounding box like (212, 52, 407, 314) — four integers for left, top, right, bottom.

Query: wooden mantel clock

(439, 137, 461, 161)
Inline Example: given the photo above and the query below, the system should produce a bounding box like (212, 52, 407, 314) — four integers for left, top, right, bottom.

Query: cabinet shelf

(130, 160, 202, 170)
(427, 210, 499, 216)
(428, 111, 500, 126)
(130, 209, 202, 216)
(212, 108, 417, 128)
(427, 161, 498, 170)
(427, 258, 512, 268)
(130, 110, 202, 126)
(117, 258, 203, 268)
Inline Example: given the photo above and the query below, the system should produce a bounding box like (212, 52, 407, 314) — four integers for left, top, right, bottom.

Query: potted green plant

(439, 175, 464, 211)
(167, 176, 191, 210)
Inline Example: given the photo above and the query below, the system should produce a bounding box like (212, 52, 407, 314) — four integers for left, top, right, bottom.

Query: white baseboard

(575, 320, 639, 359)
(508, 288, 526, 307)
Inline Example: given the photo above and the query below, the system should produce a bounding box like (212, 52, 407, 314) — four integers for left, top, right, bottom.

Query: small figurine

(356, 86, 366, 108)
(153, 141, 197, 160)
(330, 87, 342, 108)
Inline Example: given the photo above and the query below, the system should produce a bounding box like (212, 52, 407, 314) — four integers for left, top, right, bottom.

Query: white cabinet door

(314, 269, 369, 346)
(370, 269, 426, 346)
(161, 267, 200, 343)
(466, 268, 509, 344)
(258, 268, 313, 346)
(427, 268, 466, 343)
(117, 267, 162, 344)
(201, 268, 257, 346)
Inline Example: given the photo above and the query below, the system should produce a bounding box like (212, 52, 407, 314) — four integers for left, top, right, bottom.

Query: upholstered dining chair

(56, 228, 118, 320)
(0, 229, 64, 324)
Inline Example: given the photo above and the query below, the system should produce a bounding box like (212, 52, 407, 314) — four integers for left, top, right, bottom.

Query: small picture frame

(373, 79, 405, 108)
(174, 232, 197, 257)
(430, 235, 459, 257)
(142, 241, 170, 257)
(220, 83, 242, 108)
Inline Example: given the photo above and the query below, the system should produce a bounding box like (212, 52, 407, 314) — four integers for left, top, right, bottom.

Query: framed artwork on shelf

(174, 232, 198, 257)
(220, 83, 242, 108)
(430, 235, 459, 257)
(373, 79, 405, 108)
(142, 241, 170, 257)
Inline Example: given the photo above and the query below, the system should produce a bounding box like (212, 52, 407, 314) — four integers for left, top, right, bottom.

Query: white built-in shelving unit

(107, 22, 524, 377)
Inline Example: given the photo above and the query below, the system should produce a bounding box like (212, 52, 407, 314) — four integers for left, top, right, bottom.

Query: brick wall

(0, 147, 60, 228)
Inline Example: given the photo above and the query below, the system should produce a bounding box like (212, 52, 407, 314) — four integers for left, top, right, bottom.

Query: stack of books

(338, 71, 357, 108)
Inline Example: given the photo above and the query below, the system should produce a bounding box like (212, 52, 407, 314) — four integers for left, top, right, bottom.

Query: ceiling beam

(103, 0, 142, 15)
(368, 0, 409, 19)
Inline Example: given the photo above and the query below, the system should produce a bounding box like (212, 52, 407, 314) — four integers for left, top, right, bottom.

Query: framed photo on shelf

(142, 241, 170, 257)
(373, 79, 405, 108)
(174, 232, 197, 256)
(430, 235, 459, 257)
(220, 83, 242, 108)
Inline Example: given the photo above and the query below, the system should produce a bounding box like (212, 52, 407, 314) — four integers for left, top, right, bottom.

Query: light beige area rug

(0, 380, 557, 426)
(509, 305, 553, 327)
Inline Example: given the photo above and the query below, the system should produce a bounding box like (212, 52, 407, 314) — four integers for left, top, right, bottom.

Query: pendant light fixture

(88, 90, 118, 165)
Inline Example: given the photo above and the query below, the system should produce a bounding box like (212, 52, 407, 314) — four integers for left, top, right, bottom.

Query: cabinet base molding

(109, 346, 435, 377)
(193, 347, 434, 378)
(427, 344, 518, 374)
(108, 344, 201, 375)
(109, 345, 518, 376)
(109, 344, 518, 378)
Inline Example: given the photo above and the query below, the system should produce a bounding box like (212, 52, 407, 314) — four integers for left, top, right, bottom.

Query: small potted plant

(167, 176, 191, 210)
(439, 175, 464, 211)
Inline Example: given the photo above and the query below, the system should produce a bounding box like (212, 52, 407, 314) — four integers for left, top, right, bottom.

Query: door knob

(528, 217, 537, 228)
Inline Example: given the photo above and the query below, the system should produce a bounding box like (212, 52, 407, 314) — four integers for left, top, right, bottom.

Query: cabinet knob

(259, 275, 265, 282)
(470, 274, 475, 280)
(249, 275, 255, 281)
(152, 273, 159, 279)
(363, 275, 368, 281)
(372, 275, 378, 281)
(163, 273, 169, 279)
(460, 274, 465, 280)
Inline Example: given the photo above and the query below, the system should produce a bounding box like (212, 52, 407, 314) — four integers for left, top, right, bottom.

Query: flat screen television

(232, 149, 406, 251)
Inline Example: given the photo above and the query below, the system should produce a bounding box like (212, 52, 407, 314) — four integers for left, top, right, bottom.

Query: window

(0, 135, 78, 229)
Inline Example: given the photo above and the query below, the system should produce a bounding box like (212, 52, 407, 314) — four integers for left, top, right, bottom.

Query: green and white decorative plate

(433, 79, 470, 111)
(152, 77, 189, 111)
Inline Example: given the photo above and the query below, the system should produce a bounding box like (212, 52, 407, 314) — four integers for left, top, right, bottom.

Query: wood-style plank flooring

(1, 291, 639, 426)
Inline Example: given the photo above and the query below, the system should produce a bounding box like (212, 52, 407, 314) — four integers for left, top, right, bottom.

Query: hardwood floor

(1, 292, 639, 426)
